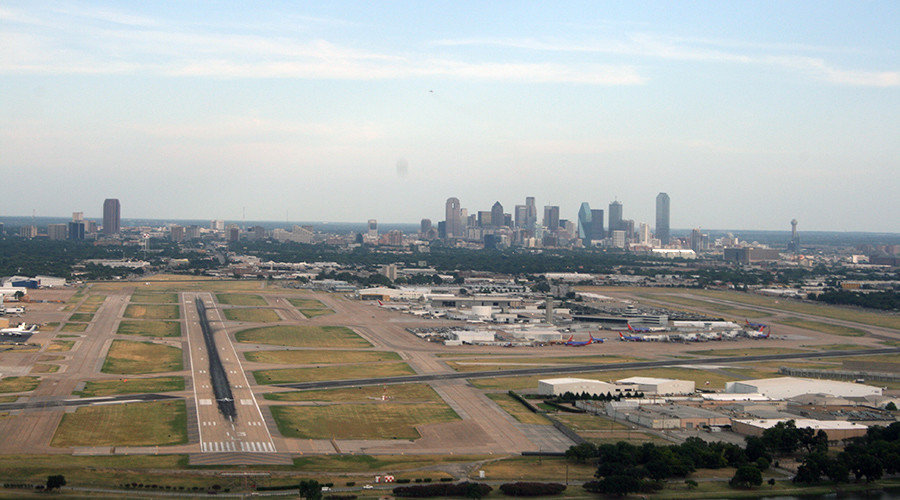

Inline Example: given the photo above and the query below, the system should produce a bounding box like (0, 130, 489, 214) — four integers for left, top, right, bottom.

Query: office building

(227, 226, 240, 242)
(577, 203, 593, 242)
(170, 225, 184, 242)
(211, 220, 225, 231)
(490, 202, 504, 228)
(525, 197, 537, 229)
(608, 201, 623, 232)
(477, 211, 492, 227)
(367, 219, 378, 238)
(656, 192, 670, 245)
(19, 225, 37, 239)
(543, 206, 560, 232)
(639, 222, 651, 244)
(68, 213, 86, 240)
(102, 198, 121, 235)
(691, 228, 702, 253)
(185, 225, 201, 239)
(445, 197, 461, 239)
(611, 230, 626, 248)
(514, 205, 527, 229)
(47, 224, 68, 240)
(420, 219, 432, 235)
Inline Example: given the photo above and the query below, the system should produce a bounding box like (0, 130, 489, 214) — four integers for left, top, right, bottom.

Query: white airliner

(0, 324, 37, 334)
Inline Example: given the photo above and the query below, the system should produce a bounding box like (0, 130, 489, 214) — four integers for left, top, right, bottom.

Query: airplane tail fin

(619, 332, 625, 339)
(627, 324, 634, 332)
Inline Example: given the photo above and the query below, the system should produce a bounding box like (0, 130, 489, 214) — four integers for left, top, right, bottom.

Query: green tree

(729, 465, 762, 489)
(46, 475, 66, 490)
(298, 479, 322, 500)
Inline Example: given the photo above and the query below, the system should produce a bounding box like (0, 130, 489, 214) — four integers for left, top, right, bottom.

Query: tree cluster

(554, 390, 644, 403)
(795, 422, 900, 484)
(497, 482, 566, 496)
(814, 289, 899, 311)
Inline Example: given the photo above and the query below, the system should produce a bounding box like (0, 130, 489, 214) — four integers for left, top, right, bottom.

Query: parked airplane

(627, 324, 652, 333)
(566, 334, 603, 346)
(745, 320, 768, 330)
(0, 323, 37, 334)
(747, 326, 770, 339)
(618, 332, 645, 342)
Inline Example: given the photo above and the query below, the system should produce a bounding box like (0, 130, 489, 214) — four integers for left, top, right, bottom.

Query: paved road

(276, 347, 900, 390)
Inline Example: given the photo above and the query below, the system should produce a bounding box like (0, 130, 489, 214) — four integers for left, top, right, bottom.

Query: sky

(1, 1, 898, 232)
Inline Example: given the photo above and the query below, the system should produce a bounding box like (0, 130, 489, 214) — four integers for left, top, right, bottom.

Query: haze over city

(1, 1, 898, 231)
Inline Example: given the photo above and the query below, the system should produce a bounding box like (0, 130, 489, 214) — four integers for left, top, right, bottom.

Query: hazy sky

(1, 2, 898, 231)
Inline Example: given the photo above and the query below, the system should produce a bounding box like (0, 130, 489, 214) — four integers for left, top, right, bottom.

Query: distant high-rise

(514, 205, 527, 228)
(577, 203, 592, 242)
(420, 218, 432, 234)
(367, 219, 378, 238)
(608, 201, 623, 233)
(102, 198, 120, 235)
(691, 228, 702, 253)
(47, 224, 68, 240)
(490, 202, 504, 228)
(655, 193, 670, 245)
(525, 197, 537, 229)
(543, 205, 560, 231)
(591, 209, 605, 240)
(445, 197, 461, 239)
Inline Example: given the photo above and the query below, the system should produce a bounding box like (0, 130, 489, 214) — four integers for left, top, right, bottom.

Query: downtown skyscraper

(102, 198, 121, 235)
(656, 192, 670, 245)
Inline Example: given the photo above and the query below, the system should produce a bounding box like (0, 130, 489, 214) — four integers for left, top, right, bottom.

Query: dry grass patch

(224, 308, 280, 322)
(60, 323, 88, 333)
(235, 325, 370, 348)
(68, 313, 94, 322)
(51, 400, 187, 447)
(254, 362, 414, 384)
(476, 456, 597, 481)
(102, 340, 183, 374)
(486, 393, 550, 425)
(130, 292, 178, 304)
(553, 413, 629, 431)
(93, 276, 261, 293)
(75, 377, 185, 397)
(38, 322, 59, 331)
(287, 298, 328, 309)
(638, 293, 772, 319)
(271, 402, 459, 439)
(292, 454, 488, 472)
(299, 308, 333, 318)
(124, 304, 180, 320)
(686, 347, 811, 357)
(31, 364, 59, 374)
(0, 376, 40, 393)
(245, 349, 399, 365)
(117, 320, 181, 337)
(265, 383, 441, 402)
(216, 293, 268, 306)
(47, 340, 75, 352)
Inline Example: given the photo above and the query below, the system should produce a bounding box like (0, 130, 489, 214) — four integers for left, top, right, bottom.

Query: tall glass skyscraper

(656, 192, 670, 245)
(445, 197, 461, 239)
(102, 198, 120, 235)
(608, 200, 623, 232)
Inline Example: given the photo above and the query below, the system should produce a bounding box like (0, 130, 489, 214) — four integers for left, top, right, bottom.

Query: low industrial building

(616, 376, 695, 395)
(627, 405, 731, 430)
(732, 419, 868, 441)
(726, 377, 882, 399)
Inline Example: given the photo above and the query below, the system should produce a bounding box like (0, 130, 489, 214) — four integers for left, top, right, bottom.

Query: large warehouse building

(538, 378, 637, 397)
(616, 376, 695, 395)
(732, 419, 868, 441)
(725, 377, 882, 400)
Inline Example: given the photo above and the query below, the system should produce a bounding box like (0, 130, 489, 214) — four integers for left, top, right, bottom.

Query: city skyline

(1, 2, 898, 231)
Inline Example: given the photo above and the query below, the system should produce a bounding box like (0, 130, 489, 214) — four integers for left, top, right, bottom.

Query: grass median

(0, 376, 40, 393)
(235, 325, 370, 348)
(216, 293, 268, 306)
(51, 400, 187, 447)
(245, 349, 399, 365)
(271, 401, 458, 440)
(102, 340, 183, 374)
(75, 376, 185, 397)
(224, 308, 280, 322)
(117, 320, 182, 337)
(130, 292, 178, 304)
(124, 304, 180, 320)
(776, 317, 869, 337)
(253, 362, 414, 384)
(265, 383, 441, 402)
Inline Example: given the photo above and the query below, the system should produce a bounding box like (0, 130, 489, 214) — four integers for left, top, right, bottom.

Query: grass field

(291, 454, 489, 472)
(686, 347, 810, 357)
(245, 349, 399, 365)
(776, 317, 869, 337)
(287, 298, 328, 309)
(253, 362, 414, 384)
(47, 340, 75, 352)
(102, 340, 183, 374)
(264, 383, 441, 402)
(124, 304, 180, 320)
(31, 364, 59, 373)
(51, 400, 187, 447)
(76, 302, 101, 313)
(804, 343, 870, 351)
(686, 289, 900, 331)
(216, 293, 268, 306)
(83, 295, 106, 304)
(224, 308, 280, 322)
(38, 322, 59, 331)
(475, 456, 598, 482)
(486, 393, 550, 425)
(235, 325, 371, 348)
(299, 308, 333, 318)
(553, 412, 629, 431)
(130, 292, 178, 304)
(117, 320, 182, 337)
(471, 366, 740, 391)
(637, 293, 773, 319)
(67, 313, 94, 322)
(60, 323, 88, 333)
(271, 402, 459, 439)
(74, 376, 185, 397)
(0, 376, 40, 393)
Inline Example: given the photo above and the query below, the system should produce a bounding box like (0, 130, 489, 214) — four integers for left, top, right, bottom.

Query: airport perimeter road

(276, 347, 900, 391)
(182, 292, 276, 454)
